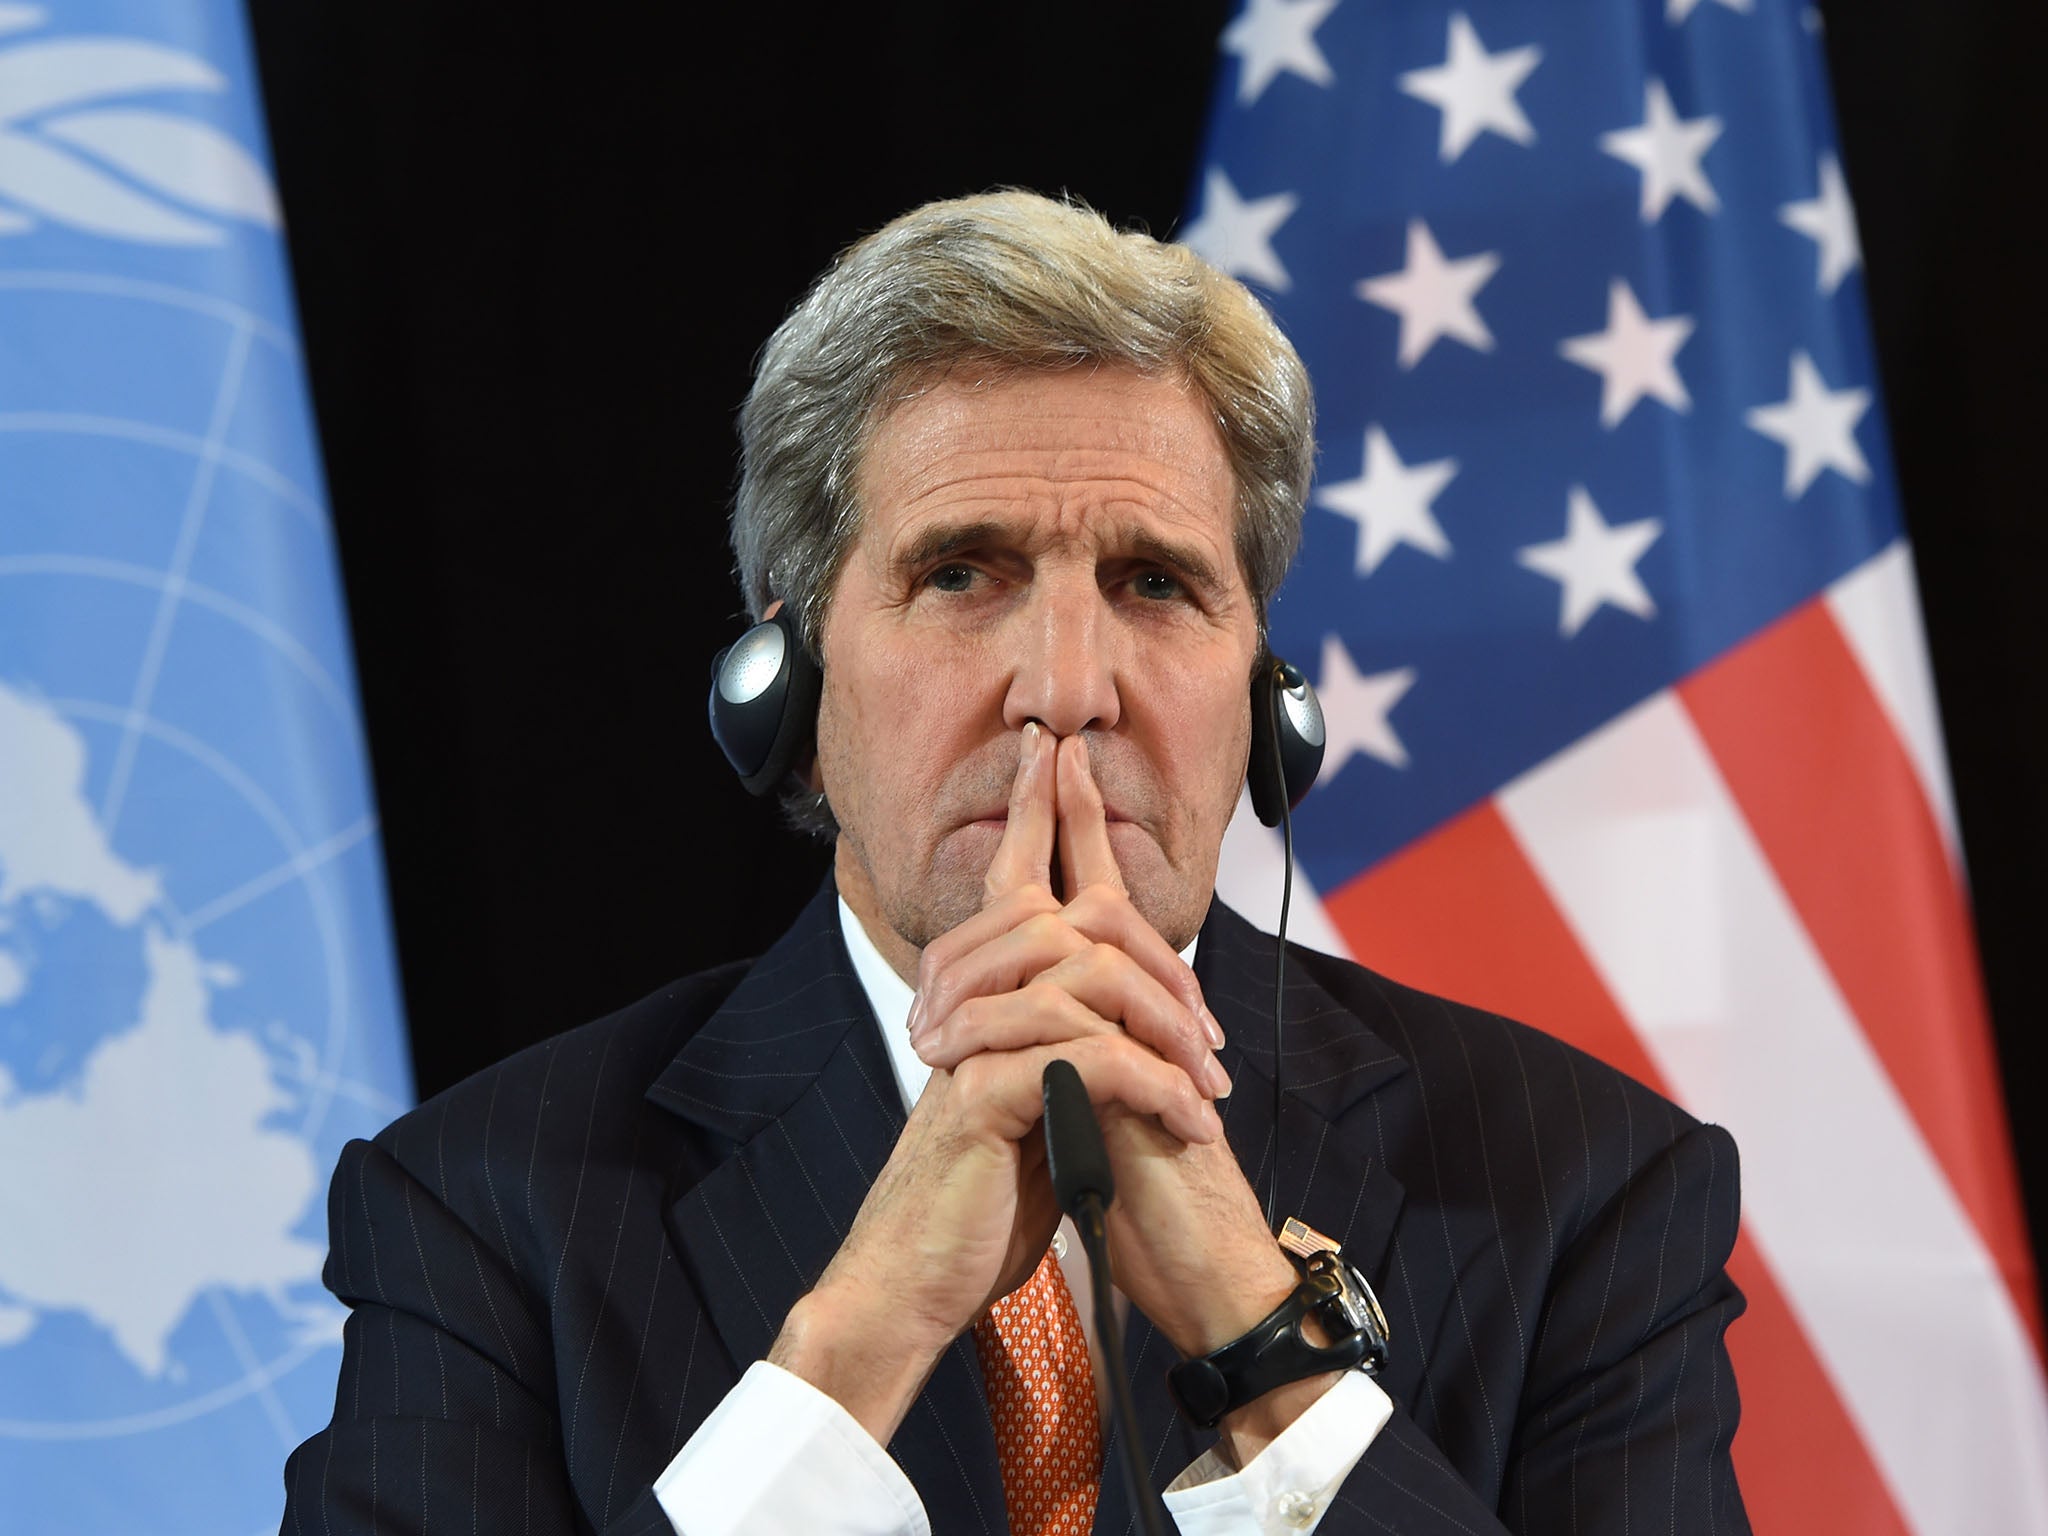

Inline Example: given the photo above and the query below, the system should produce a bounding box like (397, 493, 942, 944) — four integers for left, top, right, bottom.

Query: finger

(909, 885, 1064, 1037)
(1061, 884, 1225, 1050)
(1043, 1033, 1224, 1146)
(982, 722, 1058, 904)
(914, 981, 1121, 1070)
(952, 1031, 1224, 1146)
(1033, 942, 1230, 1098)
(912, 910, 1091, 1045)
(1055, 733, 1125, 898)
(919, 962, 1225, 1110)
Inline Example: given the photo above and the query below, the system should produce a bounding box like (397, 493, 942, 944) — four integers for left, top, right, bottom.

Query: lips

(961, 807, 1135, 827)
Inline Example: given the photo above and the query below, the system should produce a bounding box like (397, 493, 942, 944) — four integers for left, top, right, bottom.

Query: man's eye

(927, 564, 976, 593)
(1133, 569, 1184, 601)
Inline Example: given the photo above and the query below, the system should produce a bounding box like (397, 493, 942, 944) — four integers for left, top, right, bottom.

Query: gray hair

(731, 189, 1317, 834)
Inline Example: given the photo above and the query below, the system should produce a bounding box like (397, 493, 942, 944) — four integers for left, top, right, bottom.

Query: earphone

(710, 608, 1325, 824)
(708, 608, 820, 796)
(708, 607, 1326, 1231)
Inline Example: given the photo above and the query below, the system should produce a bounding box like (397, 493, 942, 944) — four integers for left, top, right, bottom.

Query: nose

(1002, 576, 1122, 738)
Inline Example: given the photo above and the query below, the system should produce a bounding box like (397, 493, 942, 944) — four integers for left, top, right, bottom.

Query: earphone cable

(1265, 667, 1294, 1235)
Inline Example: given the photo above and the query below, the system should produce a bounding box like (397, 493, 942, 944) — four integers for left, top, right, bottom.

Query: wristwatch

(1167, 1218, 1391, 1430)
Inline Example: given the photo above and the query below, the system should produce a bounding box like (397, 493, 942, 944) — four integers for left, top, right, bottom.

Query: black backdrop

(244, 2, 2046, 1314)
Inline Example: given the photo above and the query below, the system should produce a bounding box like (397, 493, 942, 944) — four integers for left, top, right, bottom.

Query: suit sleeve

(1309, 1120, 1751, 1535)
(280, 1135, 676, 1536)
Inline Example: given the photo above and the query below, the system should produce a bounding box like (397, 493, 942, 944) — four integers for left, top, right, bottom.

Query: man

(284, 192, 1749, 1534)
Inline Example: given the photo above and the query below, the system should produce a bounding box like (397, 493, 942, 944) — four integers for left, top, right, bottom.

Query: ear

(763, 598, 824, 789)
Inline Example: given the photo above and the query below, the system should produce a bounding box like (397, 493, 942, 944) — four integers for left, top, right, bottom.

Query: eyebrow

(893, 520, 1015, 576)
(1120, 527, 1226, 594)
(892, 517, 1228, 594)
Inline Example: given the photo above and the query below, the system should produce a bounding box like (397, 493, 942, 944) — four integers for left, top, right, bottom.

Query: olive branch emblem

(0, 3, 280, 244)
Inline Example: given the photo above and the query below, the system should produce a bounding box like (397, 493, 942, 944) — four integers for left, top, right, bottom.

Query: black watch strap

(1166, 1221, 1390, 1431)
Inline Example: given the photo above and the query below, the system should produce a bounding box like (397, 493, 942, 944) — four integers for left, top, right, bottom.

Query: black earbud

(708, 608, 821, 796)
(709, 611, 1324, 822)
(1247, 657, 1326, 827)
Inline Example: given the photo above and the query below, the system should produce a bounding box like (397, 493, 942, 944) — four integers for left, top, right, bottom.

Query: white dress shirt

(655, 899, 1392, 1535)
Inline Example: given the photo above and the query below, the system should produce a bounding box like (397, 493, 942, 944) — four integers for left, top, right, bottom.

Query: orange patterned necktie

(972, 1248, 1102, 1536)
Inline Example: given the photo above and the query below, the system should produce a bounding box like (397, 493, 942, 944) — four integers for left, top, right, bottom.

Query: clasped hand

(778, 724, 1302, 1447)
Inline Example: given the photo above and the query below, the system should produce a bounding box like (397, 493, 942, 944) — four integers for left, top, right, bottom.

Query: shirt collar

(835, 894, 1198, 1115)
(837, 896, 928, 1111)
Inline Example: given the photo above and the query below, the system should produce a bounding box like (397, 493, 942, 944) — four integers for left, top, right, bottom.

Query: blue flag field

(0, 3, 412, 1530)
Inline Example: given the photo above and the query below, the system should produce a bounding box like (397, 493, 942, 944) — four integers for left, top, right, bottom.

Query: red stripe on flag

(1679, 600, 2043, 1352)
(1323, 800, 1909, 1534)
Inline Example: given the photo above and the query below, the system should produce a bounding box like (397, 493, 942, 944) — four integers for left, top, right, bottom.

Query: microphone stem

(1072, 1193, 1172, 1536)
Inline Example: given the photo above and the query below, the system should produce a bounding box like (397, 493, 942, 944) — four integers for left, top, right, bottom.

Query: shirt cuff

(1161, 1371, 1393, 1535)
(654, 1359, 928, 1536)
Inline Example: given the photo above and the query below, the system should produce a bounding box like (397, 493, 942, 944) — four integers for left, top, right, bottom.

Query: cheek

(1153, 664, 1254, 797)
(817, 652, 969, 822)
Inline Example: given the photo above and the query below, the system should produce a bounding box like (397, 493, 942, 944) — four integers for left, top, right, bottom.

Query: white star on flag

(1314, 426, 1456, 576)
(1179, 168, 1299, 292)
(1600, 78, 1724, 221)
(1221, 0, 1340, 107)
(1559, 278, 1694, 428)
(1357, 220, 1501, 369)
(1516, 486, 1663, 638)
(1744, 350, 1872, 497)
(1315, 633, 1417, 774)
(1668, 0, 1752, 21)
(1397, 12, 1541, 164)
(1780, 153, 1862, 295)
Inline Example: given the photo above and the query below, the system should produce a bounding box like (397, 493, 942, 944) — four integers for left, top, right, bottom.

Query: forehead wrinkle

(854, 366, 1244, 589)
(882, 444, 1220, 503)
(880, 447, 1233, 532)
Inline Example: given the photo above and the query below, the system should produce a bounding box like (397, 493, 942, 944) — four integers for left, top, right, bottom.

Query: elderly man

(284, 192, 1749, 1535)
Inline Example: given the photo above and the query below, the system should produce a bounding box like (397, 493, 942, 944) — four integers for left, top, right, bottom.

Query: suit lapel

(646, 889, 1414, 1536)
(1094, 901, 1412, 1535)
(648, 885, 1007, 1533)
(1198, 903, 1411, 1285)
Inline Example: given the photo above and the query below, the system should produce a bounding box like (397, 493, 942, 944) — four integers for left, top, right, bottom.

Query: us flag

(1197, 1, 2048, 1529)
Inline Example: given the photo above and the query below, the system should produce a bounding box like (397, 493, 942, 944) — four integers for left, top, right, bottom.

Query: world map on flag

(0, 4, 411, 1531)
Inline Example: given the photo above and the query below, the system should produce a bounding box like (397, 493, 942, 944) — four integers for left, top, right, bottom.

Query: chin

(1112, 835, 1206, 951)
(888, 831, 1002, 947)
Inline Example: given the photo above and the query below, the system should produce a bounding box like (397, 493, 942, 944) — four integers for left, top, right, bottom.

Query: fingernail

(1206, 1055, 1233, 1099)
(906, 996, 924, 1038)
(1023, 721, 1040, 746)
(1200, 1007, 1225, 1049)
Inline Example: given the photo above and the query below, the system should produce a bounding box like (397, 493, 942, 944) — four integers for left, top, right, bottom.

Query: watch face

(1326, 1259, 1390, 1349)
(1330, 1290, 1369, 1331)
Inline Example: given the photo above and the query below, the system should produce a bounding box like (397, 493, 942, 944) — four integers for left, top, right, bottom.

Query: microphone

(1040, 1060, 1171, 1536)
(1043, 1056, 1113, 1214)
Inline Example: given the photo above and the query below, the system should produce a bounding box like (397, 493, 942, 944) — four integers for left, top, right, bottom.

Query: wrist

(1168, 1225, 1386, 1438)
(767, 1281, 948, 1446)
(1213, 1368, 1345, 1468)
(1174, 1246, 1302, 1356)
(1196, 1276, 1344, 1462)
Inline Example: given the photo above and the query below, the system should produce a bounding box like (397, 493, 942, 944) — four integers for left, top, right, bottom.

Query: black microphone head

(1042, 1059, 1114, 1213)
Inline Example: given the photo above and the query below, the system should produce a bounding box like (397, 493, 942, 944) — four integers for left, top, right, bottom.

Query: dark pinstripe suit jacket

(282, 882, 1750, 1534)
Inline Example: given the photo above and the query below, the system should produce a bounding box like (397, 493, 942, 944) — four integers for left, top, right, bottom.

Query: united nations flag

(0, 3, 412, 1530)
